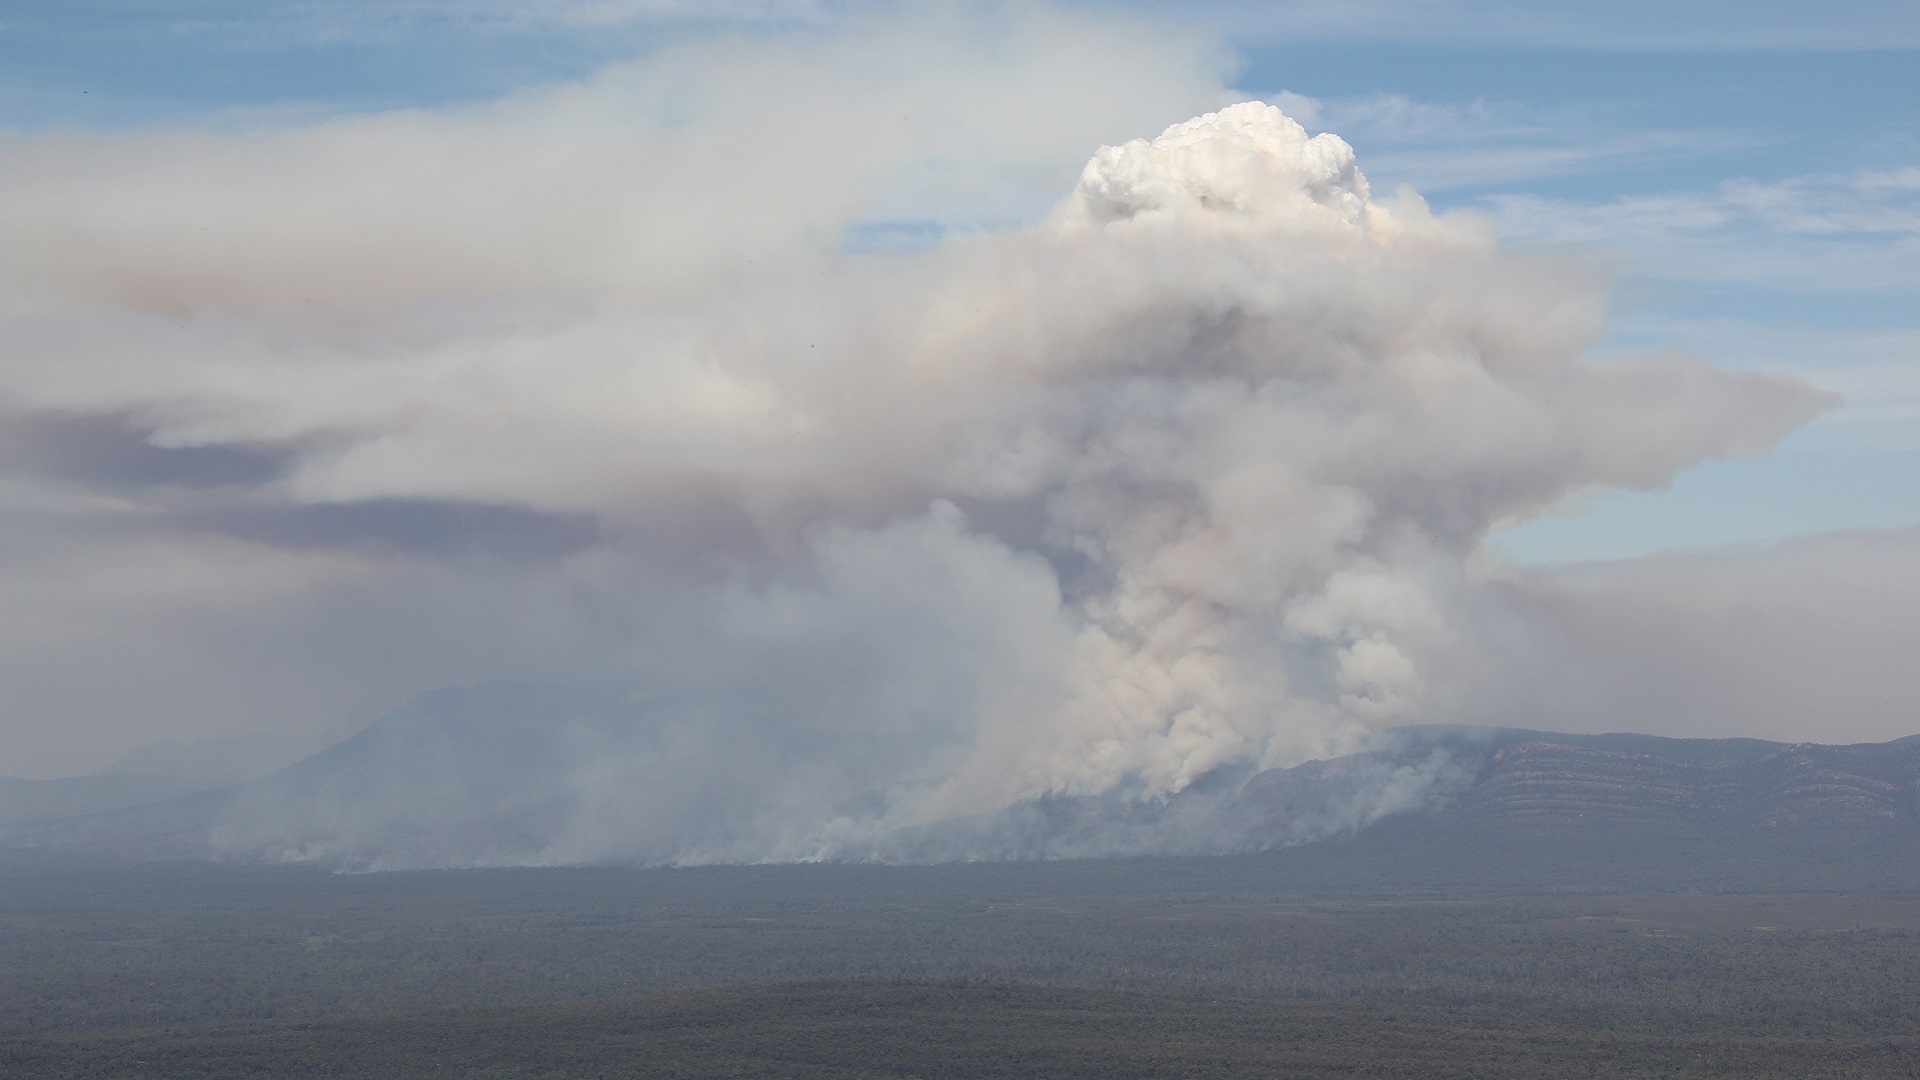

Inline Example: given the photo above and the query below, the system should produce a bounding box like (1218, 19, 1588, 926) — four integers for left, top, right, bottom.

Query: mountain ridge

(6, 682, 1917, 868)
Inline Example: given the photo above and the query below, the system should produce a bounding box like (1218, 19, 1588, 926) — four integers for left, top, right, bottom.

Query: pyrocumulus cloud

(0, 10, 1839, 864)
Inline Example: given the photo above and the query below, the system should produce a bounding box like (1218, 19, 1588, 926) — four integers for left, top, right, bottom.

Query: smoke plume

(0, 16, 1834, 865)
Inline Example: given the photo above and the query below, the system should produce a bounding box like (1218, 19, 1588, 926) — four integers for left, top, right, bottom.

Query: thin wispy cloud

(1486, 169, 1920, 290)
(1273, 91, 1751, 192)
(1184, 0, 1920, 50)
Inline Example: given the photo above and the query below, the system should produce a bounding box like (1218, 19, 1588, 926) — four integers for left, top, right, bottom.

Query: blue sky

(3, 0, 1916, 563)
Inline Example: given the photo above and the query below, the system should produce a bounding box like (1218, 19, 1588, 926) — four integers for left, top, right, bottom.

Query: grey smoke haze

(1495, 527, 1920, 745)
(0, 4, 1900, 864)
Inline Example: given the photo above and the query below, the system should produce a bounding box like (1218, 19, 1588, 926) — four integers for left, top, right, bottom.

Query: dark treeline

(3, 824, 1919, 1075)
(7, 981, 1919, 1080)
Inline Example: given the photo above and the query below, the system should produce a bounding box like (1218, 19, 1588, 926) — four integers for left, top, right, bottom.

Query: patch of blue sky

(1488, 439, 1920, 565)
(843, 219, 949, 254)
(1170, 0, 1920, 53)
(1236, 46, 1919, 198)
(0, 1, 702, 127)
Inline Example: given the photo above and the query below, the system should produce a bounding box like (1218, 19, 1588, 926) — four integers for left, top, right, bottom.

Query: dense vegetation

(3, 824, 1918, 1074)
(7, 980, 1919, 1079)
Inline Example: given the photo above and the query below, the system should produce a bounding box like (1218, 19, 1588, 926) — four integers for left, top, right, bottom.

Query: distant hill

(1238, 726, 1920, 834)
(0, 774, 211, 831)
(0, 731, 342, 835)
(879, 725, 1920, 861)
(6, 681, 1918, 869)
(92, 731, 339, 787)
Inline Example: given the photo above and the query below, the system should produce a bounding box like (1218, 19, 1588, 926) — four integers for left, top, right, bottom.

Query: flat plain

(3, 824, 1919, 1076)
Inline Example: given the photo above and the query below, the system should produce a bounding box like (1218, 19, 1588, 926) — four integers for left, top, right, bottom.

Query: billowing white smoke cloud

(0, 4, 1234, 781)
(0, 14, 1837, 864)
